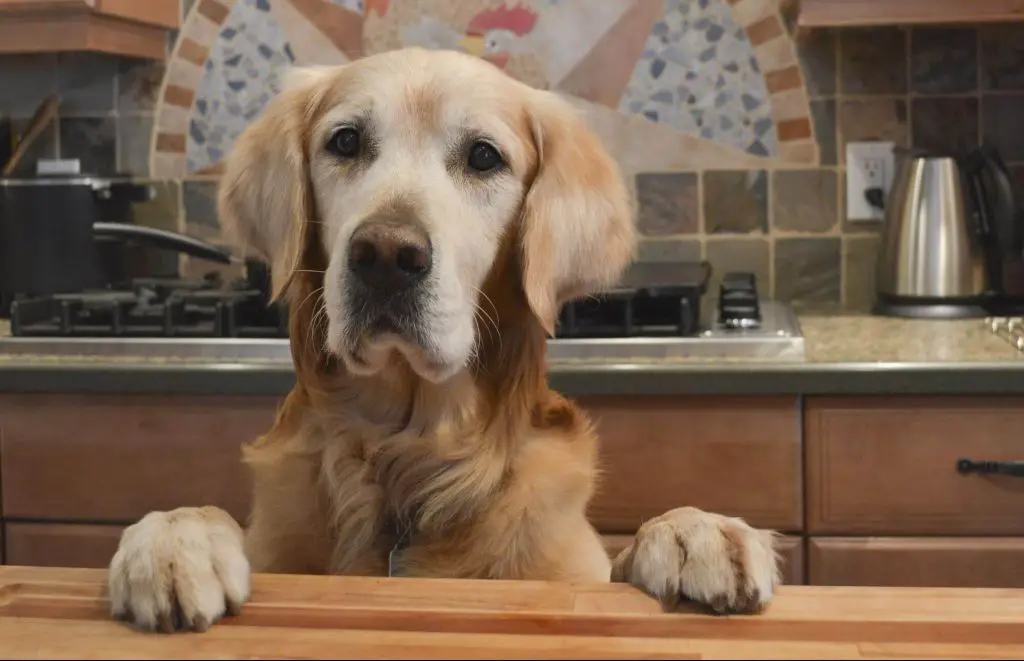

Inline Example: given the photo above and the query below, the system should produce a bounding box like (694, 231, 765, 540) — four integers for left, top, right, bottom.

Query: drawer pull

(957, 458, 1024, 477)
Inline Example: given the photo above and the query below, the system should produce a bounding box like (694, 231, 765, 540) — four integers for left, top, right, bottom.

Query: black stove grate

(9, 276, 289, 338)
(7, 261, 714, 340)
(554, 261, 711, 339)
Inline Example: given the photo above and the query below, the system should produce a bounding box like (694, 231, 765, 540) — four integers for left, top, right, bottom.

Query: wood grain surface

(1, 566, 1023, 659)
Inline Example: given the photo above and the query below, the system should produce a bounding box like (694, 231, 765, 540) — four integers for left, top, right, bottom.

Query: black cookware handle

(957, 458, 1024, 477)
(92, 222, 240, 266)
(977, 145, 1021, 260)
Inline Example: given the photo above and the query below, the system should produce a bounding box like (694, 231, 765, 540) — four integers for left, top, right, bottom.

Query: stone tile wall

(1, 4, 1022, 313)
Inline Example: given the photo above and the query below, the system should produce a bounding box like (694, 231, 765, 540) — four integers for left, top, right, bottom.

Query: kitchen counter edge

(0, 359, 1021, 397)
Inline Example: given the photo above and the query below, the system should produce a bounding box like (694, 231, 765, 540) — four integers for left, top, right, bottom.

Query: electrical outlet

(846, 141, 896, 223)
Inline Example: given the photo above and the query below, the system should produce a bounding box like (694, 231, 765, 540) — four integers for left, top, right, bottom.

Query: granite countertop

(0, 314, 1019, 397)
(798, 314, 1020, 364)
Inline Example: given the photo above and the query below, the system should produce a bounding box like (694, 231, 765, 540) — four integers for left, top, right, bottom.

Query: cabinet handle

(957, 458, 1024, 477)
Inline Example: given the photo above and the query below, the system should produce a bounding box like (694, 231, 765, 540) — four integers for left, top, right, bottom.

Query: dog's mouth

(337, 299, 451, 382)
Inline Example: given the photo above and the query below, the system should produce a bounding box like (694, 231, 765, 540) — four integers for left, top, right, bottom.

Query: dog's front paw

(611, 506, 780, 614)
(107, 506, 251, 633)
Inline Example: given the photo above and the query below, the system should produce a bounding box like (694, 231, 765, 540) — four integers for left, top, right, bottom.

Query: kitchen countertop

(2, 565, 1022, 659)
(0, 313, 1020, 397)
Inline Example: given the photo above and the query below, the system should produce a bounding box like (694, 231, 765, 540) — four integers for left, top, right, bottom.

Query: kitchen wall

(1, 0, 1022, 313)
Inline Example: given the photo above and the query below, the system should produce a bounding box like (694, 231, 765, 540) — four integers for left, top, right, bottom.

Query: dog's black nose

(348, 220, 432, 291)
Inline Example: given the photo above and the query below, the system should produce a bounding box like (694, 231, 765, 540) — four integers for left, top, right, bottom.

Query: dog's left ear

(519, 91, 638, 336)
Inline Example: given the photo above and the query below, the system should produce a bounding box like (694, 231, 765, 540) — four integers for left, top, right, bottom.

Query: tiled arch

(726, 0, 817, 164)
(151, 0, 239, 178)
(151, 0, 818, 179)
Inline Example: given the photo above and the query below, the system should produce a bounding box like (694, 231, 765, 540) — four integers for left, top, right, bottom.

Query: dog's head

(219, 48, 636, 384)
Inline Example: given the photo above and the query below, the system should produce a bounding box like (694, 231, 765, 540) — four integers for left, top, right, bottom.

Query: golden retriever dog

(107, 47, 781, 633)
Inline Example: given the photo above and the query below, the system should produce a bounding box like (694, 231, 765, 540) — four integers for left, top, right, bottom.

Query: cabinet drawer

(0, 394, 279, 524)
(581, 396, 803, 533)
(602, 534, 806, 585)
(809, 537, 1024, 588)
(5, 522, 124, 568)
(806, 396, 1024, 535)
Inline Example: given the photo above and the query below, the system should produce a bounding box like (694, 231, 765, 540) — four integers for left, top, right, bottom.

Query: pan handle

(93, 222, 242, 266)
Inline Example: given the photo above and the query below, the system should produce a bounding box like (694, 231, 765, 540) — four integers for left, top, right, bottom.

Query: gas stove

(0, 261, 805, 363)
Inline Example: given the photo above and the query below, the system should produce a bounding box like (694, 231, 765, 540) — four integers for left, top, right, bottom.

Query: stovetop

(7, 276, 287, 339)
(0, 262, 806, 363)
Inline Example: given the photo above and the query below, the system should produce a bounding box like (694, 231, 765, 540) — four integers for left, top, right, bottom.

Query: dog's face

(219, 48, 636, 383)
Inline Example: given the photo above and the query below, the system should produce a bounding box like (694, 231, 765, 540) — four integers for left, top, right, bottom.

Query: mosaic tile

(618, 0, 778, 158)
(118, 59, 166, 114)
(58, 52, 117, 115)
(843, 235, 880, 312)
(60, 117, 116, 176)
(839, 27, 907, 95)
(774, 237, 840, 304)
(0, 54, 58, 118)
(183, 179, 221, 235)
(328, 0, 365, 13)
(911, 27, 976, 94)
(982, 94, 1024, 162)
(637, 238, 701, 263)
(797, 28, 836, 98)
(118, 115, 154, 177)
(911, 97, 979, 156)
(837, 98, 908, 164)
(636, 172, 699, 236)
(704, 170, 768, 234)
(187, 0, 295, 174)
(772, 169, 837, 233)
(811, 99, 836, 166)
(980, 24, 1024, 91)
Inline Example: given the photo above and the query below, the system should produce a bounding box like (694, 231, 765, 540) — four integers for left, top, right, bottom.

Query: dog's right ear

(217, 66, 334, 301)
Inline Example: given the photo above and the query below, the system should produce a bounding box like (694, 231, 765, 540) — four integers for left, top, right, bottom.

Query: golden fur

(107, 48, 781, 633)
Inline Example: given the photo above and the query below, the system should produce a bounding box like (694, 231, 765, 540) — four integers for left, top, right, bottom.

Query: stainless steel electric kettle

(874, 144, 1024, 318)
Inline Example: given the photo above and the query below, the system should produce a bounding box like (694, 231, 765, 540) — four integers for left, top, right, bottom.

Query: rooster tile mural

(152, 0, 816, 179)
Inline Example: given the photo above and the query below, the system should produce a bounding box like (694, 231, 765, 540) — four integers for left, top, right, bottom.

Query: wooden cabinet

(0, 394, 278, 525)
(1, 392, 1023, 591)
(797, 0, 1024, 29)
(809, 537, 1024, 588)
(5, 523, 123, 569)
(580, 396, 803, 534)
(0, 0, 179, 60)
(805, 396, 1024, 536)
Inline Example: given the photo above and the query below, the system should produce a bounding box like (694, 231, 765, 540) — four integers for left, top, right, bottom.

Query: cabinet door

(809, 537, 1024, 588)
(0, 394, 280, 524)
(5, 523, 124, 569)
(601, 534, 806, 586)
(806, 396, 1024, 535)
(580, 396, 803, 533)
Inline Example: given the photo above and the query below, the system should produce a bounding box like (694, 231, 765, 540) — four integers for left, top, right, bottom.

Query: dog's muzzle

(345, 217, 433, 340)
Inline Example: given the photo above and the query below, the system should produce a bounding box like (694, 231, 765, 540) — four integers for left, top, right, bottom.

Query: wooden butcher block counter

(0, 566, 1023, 659)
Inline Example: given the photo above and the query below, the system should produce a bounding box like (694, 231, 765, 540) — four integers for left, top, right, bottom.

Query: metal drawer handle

(957, 458, 1024, 477)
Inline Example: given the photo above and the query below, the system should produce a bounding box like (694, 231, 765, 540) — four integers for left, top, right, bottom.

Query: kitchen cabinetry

(0, 392, 1022, 590)
(796, 0, 1024, 29)
(0, 0, 179, 60)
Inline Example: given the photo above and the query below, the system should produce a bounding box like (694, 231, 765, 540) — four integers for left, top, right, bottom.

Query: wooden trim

(799, 0, 1024, 28)
(0, 0, 173, 60)
(93, 0, 180, 29)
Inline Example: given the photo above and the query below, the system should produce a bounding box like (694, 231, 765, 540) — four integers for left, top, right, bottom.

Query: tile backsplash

(2, 0, 1023, 315)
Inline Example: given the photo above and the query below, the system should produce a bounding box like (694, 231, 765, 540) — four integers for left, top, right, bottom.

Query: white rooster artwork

(163, 0, 813, 181)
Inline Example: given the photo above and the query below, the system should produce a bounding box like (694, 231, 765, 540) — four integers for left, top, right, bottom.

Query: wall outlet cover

(846, 141, 896, 223)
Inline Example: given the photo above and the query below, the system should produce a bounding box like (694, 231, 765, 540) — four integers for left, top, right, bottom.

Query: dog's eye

(327, 127, 361, 159)
(467, 141, 503, 173)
